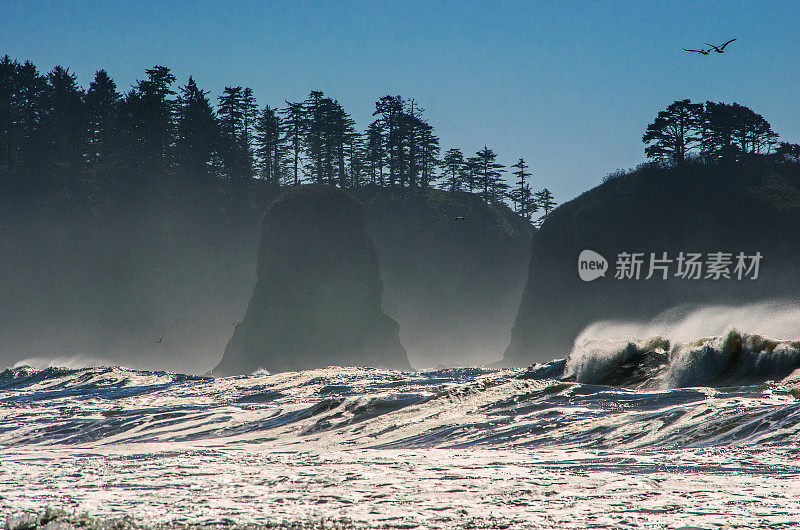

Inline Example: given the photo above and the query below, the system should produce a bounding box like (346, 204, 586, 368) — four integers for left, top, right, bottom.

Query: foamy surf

(1, 338, 799, 528)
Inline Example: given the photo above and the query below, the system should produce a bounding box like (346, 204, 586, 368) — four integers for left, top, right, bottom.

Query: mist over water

(572, 301, 800, 347)
(12, 356, 114, 370)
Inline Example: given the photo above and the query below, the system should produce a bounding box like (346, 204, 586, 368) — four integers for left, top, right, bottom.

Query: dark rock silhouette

(358, 188, 532, 367)
(213, 185, 409, 375)
(504, 160, 800, 366)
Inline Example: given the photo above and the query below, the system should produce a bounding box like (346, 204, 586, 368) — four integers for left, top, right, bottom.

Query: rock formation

(214, 185, 409, 375)
(505, 160, 800, 366)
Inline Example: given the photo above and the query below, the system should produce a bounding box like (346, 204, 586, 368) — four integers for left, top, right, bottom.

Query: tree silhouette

(280, 101, 305, 185)
(416, 119, 439, 194)
(176, 76, 217, 186)
(642, 99, 703, 167)
(365, 120, 385, 185)
(464, 156, 480, 194)
(0, 55, 575, 226)
(128, 66, 177, 179)
(42, 66, 86, 194)
(373, 95, 405, 188)
(645, 99, 782, 167)
(254, 104, 283, 185)
(475, 146, 506, 203)
(776, 142, 800, 163)
(535, 188, 556, 223)
(442, 148, 465, 192)
(509, 157, 532, 217)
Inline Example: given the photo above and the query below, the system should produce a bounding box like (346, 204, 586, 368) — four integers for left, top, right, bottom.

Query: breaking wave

(2, 339, 799, 451)
(562, 330, 800, 389)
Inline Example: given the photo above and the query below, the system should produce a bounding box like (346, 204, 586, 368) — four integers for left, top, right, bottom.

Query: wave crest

(564, 330, 800, 388)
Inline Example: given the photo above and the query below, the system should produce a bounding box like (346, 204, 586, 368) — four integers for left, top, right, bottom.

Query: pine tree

(302, 91, 328, 184)
(373, 95, 405, 188)
(0, 56, 49, 192)
(176, 76, 217, 184)
(217, 86, 248, 181)
(85, 69, 122, 194)
(442, 148, 465, 192)
(535, 188, 556, 224)
(417, 120, 439, 194)
(642, 99, 703, 166)
(522, 183, 536, 221)
(280, 101, 305, 185)
(701, 102, 779, 162)
(365, 120, 385, 185)
(42, 65, 86, 195)
(464, 156, 480, 194)
(509, 157, 532, 216)
(254, 104, 283, 184)
(123, 65, 177, 188)
(240, 87, 258, 179)
(475, 146, 505, 203)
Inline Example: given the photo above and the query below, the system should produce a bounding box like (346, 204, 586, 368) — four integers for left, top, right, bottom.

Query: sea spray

(563, 330, 800, 389)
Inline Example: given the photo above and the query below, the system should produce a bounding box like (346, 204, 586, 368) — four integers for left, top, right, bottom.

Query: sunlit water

(2, 339, 800, 528)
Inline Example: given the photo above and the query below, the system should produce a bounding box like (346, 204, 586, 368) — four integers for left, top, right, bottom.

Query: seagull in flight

(683, 47, 712, 55)
(705, 38, 737, 53)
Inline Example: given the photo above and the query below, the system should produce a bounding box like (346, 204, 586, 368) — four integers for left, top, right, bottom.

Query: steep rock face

(504, 161, 800, 366)
(356, 188, 533, 367)
(214, 185, 409, 375)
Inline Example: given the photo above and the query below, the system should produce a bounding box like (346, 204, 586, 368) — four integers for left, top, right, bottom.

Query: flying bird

(454, 216, 466, 222)
(705, 38, 737, 53)
(683, 47, 712, 55)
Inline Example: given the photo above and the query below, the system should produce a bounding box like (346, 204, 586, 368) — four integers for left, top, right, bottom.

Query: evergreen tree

(254, 104, 284, 184)
(442, 148, 465, 192)
(475, 146, 506, 202)
(280, 101, 305, 185)
(373, 95, 405, 188)
(176, 76, 217, 184)
(535, 188, 556, 223)
(0, 56, 48, 190)
(302, 91, 328, 184)
(345, 132, 366, 188)
(327, 99, 356, 188)
(522, 183, 537, 221)
(240, 87, 258, 179)
(775, 142, 800, 163)
(464, 156, 480, 194)
(365, 120, 385, 185)
(123, 66, 177, 187)
(217, 86, 258, 183)
(218, 85, 258, 208)
(85, 69, 122, 194)
(702, 101, 779, 162)
(642, 99, 703, 166)
(417, 120, 439, 194)
(42, 65, 86, 194)
(509, 157, 532, 216)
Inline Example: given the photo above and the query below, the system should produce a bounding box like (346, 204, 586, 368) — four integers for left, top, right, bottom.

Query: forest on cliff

(0, 55, 555, 222)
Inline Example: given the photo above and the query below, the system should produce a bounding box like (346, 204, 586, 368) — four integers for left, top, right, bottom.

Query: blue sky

(3, 0, 799, 202)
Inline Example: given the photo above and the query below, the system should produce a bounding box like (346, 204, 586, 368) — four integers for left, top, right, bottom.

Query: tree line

(0, 56, 555, 223)
(642, 99, 800, 167)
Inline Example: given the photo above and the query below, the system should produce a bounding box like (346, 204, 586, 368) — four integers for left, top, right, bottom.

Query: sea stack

(214, 185, 410, 375)
(504, 161, 800, 366)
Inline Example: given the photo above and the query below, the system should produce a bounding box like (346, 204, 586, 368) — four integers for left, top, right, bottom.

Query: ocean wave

(562, 330, 800, 389)
(1, 356, 799, 451)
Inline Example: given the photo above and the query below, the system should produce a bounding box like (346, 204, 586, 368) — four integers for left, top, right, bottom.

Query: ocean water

(2, 331, 800, 528)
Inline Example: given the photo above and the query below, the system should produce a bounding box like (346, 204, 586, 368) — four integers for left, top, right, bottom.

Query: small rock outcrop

(213, 185, 409, 375)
